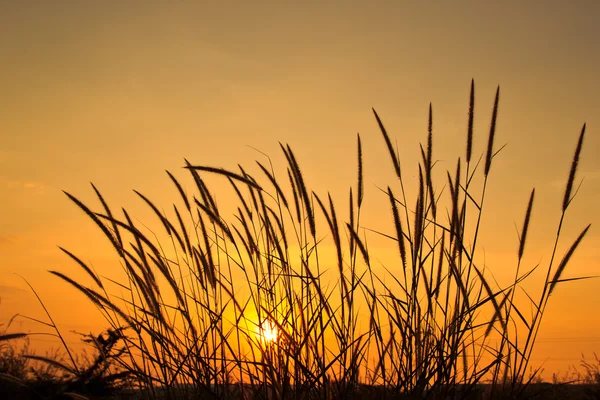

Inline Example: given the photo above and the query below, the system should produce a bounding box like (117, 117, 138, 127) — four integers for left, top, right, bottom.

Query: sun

(258, 320, 278, 344)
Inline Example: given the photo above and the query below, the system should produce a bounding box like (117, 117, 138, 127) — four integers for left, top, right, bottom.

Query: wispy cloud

(0, 176, 46, 192)
(548, 169, 600, 191)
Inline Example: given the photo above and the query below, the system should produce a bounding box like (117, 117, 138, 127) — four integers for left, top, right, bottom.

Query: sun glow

(258, 320, 278, 344)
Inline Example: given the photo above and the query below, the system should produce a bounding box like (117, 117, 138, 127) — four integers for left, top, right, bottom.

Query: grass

(7, 81, 592, 399)
(1, 319, 135, 399)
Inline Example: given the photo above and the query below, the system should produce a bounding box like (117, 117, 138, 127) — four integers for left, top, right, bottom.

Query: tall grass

(51, 81, 590, 399)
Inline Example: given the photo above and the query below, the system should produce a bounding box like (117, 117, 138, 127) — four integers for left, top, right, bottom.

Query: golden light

(257, 320, 278, 344)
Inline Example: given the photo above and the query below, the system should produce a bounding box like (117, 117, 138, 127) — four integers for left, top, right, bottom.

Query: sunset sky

(1, 1, 599, 378)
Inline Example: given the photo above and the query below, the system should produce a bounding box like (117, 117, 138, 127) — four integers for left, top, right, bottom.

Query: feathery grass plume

(548, 224, 591, 296)
(373, 108, 402, 179)
(238, 165, 262, 217)
(94, 209, 161, 268)
(414, 165, 425, 261)
(94, 213, 182, 303)
(427, 103, 433, 173)
(562, 123, 586, 211)
(264, 202, 287, 250)
(166, 170, 191, 212)
(0, 333, 27, 341)
(185, 159, 211, 209)
(349, 187, 355, 257)
(228, 177, 254, 221)
(484, 86, 500, 176)
(357, 133, 364, 207)
(434, 231, 445, 300)
(448, 159, 461, 251)
(91, 183, 124, 251)
(172, 204, 193, 257)
(120, 247, 162, 316)
(281, 143, 316, 237)
(387, 186, 407, 270)
(346, 223, 369, 266)
(195, 210, 217, 289)
(185, 164, 262, 190)
(423, 107, 437, 219)
(314, 193, 348, 309)
(50, 271, 139, 330)
(195, 166, 222, 217)
(259, 201, 280, 269)
(329, 193, 348, 305)
(426, 171, 437, 220)
(134, 190, 187, 253)
(133, 190, 172, 235)
(467, 79, 475, 163)
(518, 189, 535, 260)
(121, 208, 158, 290)
(194, 198, 235, 244)
(234, 207, 259, 257)
(191, 247, 207, 291)
(313, 194, 341, 271)
(58, 246, 104, 289)
(264, 206, 288, 267)
(64, 191, 123, 257)
(287, 167, 302, 225)
(452, 158, 461, 229)
(256, 161, 289, 209)
(447, 171, 457, 245)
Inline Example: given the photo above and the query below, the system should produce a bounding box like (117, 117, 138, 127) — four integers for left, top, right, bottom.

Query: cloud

(0, 176, 46, 192)
(548, 169, 599, 191)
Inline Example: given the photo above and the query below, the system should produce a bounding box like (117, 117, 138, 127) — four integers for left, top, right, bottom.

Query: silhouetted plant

(50, 81, 591, 399)
(1, 316, 134, 399)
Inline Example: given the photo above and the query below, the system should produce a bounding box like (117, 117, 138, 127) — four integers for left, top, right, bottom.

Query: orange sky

(1, 1, 599, 379)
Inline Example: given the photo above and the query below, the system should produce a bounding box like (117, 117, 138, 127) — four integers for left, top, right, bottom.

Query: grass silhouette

(39, 81, 591, 399)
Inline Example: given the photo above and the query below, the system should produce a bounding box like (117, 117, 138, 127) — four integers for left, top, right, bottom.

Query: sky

(1, 1, 599, 379)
